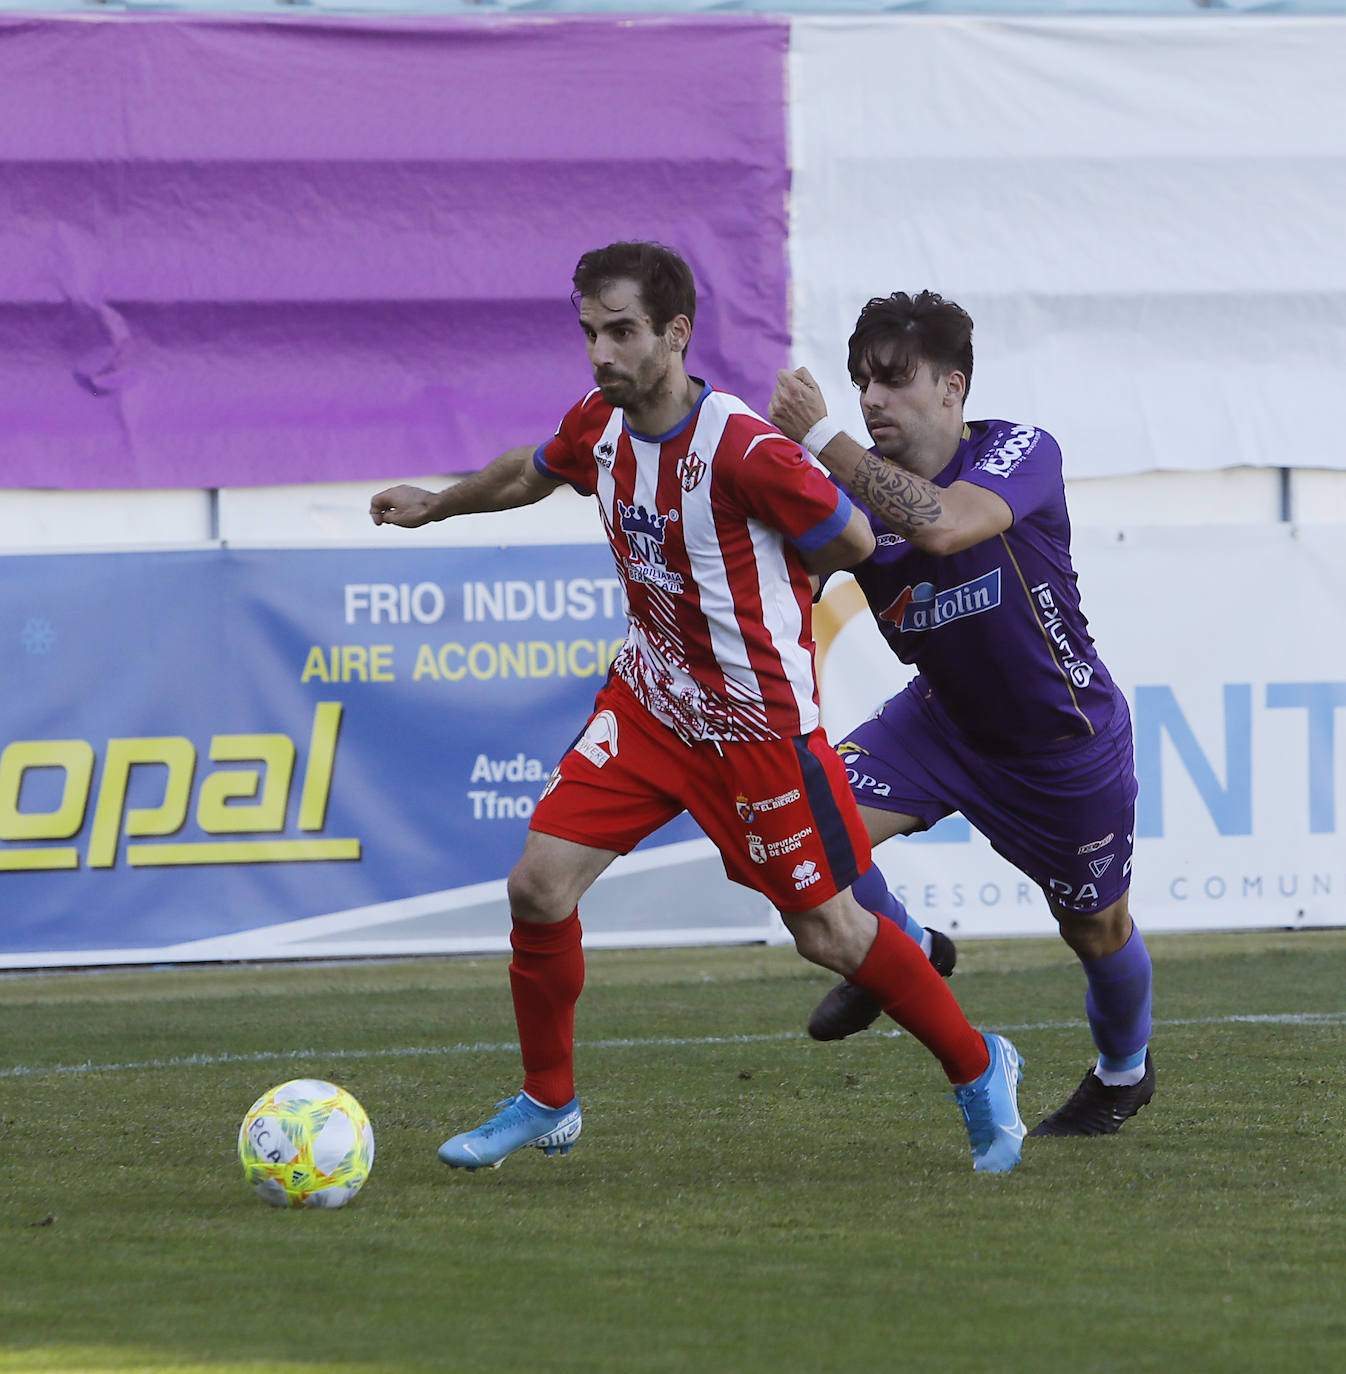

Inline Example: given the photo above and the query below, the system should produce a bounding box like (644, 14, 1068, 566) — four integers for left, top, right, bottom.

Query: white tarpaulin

(788, 17, 1346, 479)
(814, 523, 1346, 937)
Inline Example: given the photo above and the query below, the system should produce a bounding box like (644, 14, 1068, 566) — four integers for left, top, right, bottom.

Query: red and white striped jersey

(533, 383, 854, 743)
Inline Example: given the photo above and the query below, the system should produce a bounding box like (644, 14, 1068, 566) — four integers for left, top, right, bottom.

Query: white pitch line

(1, 1032, 804, 1081)
(2, 1012, 1344, 1082)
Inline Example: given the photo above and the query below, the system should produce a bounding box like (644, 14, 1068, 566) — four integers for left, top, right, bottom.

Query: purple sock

(851, 865, 925, 946)
(1082, 923, 1153, 1069)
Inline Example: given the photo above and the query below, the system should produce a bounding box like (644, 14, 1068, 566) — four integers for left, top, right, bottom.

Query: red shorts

(530, 677, 871, 913)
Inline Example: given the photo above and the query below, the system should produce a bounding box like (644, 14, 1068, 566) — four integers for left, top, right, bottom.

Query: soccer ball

(238, 1079, 375, 1209)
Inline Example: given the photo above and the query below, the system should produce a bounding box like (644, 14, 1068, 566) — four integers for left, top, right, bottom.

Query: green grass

(2, 931, 1344, 1373)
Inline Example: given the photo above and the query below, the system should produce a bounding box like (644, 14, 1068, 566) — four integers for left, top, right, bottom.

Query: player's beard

(594, 351, 673, 416)
(594, 374, 635, 407)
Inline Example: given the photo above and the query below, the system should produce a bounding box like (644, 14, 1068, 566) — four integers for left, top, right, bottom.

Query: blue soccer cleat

(437, 1092, 582, 1171)
(953, 1032, 1026, 1174)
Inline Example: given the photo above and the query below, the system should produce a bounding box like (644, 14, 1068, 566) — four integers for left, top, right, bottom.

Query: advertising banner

(814, 525, 1346, 941)
(0, 545, 768, 968)
(3, 527, 1343, 968)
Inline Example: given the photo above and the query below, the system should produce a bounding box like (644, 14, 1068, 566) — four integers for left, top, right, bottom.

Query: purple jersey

(839, 419, 1123, 755)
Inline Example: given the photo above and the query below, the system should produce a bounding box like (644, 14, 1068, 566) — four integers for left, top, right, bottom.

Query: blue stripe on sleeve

(791, 488, 854, 553)
(534, 443, 592, 497)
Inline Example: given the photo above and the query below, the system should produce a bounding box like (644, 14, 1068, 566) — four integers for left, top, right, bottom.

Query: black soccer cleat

(1027, 1052, 1156, 1137)
(928, 928, 957, 978)
(807, 979, 883, 1041)
(807, 927, 958, 1041)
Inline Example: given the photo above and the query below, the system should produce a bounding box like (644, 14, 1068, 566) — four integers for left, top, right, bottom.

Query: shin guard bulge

(1083, 922, 1153, 1066)
(850, 916, 988, 1084)
(509, 910, 585, 1107)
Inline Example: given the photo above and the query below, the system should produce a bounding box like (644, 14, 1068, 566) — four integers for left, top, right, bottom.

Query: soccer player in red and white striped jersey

(371, 242, 1026, 1174)
(541, 374, 840, 745)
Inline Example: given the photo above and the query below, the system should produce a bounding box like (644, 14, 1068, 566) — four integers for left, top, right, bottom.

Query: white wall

(6, 467, 1346, 552)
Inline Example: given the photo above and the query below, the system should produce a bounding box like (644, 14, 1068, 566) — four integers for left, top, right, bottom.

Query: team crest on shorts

(736, 794, 755, 823)
(677, 452, 706, 492)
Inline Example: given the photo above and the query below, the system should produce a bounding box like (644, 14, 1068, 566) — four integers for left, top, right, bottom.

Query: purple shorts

(835, 682, 1137, 913)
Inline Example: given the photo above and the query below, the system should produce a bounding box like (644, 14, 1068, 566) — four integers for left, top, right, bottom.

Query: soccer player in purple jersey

(768, 290, 1154, 1137)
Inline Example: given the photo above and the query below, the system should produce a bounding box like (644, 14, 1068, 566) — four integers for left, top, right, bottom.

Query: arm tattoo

(849, 452, 943, 535)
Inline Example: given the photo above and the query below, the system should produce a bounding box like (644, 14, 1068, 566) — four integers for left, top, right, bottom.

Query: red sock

(509, 910, 585, 1107)
(850, 917, 989, 1084)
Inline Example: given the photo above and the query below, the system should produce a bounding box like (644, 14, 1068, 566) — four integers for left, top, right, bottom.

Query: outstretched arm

(769, 368, 1011, 557)
(370, 446, 560, 528)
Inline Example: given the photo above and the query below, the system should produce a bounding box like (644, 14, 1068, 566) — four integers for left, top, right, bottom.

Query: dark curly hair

(847, 291, 974, 400)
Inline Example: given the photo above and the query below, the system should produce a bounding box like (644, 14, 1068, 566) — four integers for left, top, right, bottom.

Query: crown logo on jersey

(618, 501, 670, 543)
(677, 453, 706, 493)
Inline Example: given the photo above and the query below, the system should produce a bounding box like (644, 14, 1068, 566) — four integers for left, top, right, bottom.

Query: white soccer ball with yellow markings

(238, 1079, 375, 1209)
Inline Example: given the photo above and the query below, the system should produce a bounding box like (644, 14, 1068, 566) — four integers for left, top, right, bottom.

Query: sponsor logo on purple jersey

(974, 424, 1041, 478)
(880, 569, 1001, 633)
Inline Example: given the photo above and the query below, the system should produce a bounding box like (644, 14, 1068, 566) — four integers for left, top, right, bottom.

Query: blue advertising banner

(15, 526, 1333, 967)
(813, 525, 1346, 939)
(0, 545, 728, 966)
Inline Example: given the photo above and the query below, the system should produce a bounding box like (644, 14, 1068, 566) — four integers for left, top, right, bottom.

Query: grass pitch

(2, 930, 1344, 1373)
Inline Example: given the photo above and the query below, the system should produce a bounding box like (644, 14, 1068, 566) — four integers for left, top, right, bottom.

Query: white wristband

(800, 415, 846, 457)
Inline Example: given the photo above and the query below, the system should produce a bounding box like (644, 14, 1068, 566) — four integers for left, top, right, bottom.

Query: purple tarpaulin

(0, 15, 788, 490)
